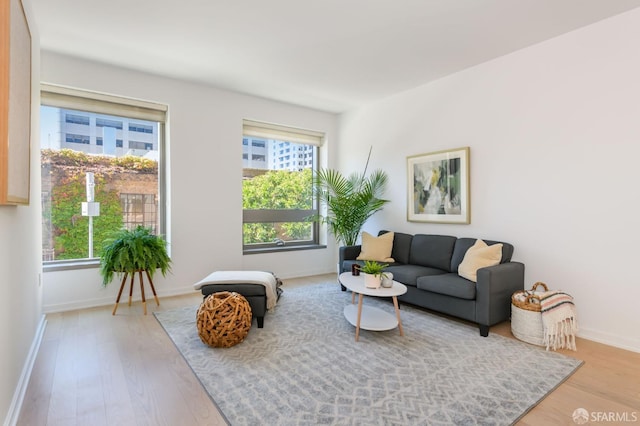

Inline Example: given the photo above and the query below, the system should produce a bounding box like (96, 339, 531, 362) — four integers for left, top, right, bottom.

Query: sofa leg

(479, 324, 489, 337)
(257, 316, 264, 328)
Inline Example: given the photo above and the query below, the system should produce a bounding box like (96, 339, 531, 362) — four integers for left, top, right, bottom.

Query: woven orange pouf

(196, 291, 252, 348)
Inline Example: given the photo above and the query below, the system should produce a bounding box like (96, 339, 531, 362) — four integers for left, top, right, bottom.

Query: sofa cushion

(385, 264, 446, 287)
(451, 238, 514, 271)
(379, 230, 413, 265)
(458, 239, 503, 282)
(356, 231, 395, 262)
(409, 234, 457, 271)
(417, 273, 477, 300)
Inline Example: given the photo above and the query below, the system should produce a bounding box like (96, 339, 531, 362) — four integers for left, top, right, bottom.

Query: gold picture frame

(407, 147, 470, 224)
(0, 0, 32, 205)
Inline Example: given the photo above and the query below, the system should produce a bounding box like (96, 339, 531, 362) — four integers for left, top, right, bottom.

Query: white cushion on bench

(194, 270, 279, 309)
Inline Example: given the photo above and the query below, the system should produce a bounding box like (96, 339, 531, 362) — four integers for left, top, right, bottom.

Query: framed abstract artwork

(407, 147, 470, 224)
(0, 0, 32, 205)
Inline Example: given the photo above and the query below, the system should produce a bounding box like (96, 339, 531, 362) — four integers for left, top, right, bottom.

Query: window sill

(243, 244, 326, 255)
(43, 258, 100, 272)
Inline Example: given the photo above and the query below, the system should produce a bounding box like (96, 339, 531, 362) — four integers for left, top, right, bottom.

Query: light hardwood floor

(18, 274, 640, 425)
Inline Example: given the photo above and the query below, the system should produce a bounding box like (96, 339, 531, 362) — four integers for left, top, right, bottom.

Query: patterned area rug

(155, 282, 583, 425)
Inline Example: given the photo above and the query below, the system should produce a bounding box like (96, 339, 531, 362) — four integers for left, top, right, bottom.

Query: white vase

(364, 273, 381, 289)
(381, 272, 394, 288)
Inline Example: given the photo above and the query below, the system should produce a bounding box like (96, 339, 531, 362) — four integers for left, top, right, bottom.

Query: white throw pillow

(356, 232, 395, 263)
(458, 239, 503, 282)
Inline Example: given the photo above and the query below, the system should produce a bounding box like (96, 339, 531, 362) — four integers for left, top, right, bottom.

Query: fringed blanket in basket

(540, 291, 577, 351)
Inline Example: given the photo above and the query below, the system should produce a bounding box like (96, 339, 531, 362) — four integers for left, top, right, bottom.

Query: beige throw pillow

(356, 232, 395, 263)
(458, 239, 503, 282)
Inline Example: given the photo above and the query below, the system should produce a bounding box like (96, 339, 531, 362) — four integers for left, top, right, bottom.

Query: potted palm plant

(313, 149, 390, 247)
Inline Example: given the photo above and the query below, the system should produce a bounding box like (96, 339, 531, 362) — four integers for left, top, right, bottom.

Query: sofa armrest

(339, 245, 361, 273)
(475, 261, 525, 327)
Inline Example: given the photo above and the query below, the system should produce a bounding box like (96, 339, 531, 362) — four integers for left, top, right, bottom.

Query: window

(121, 193, 157, 231)
(65, 113, 89, 125)
(129, 123, 153, 133)
(129, 141, 153, 150)
(242, 119, 324, 252)
(40, 84, 167, 265)
(95, 118, 123, 129)
(65, 133, 90, 144)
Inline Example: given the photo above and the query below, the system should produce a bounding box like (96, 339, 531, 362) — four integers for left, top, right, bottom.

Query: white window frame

(41, 83, 168, 270)
(242, 119, 325, 253)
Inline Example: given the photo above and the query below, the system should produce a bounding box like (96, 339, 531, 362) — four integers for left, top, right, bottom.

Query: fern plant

(99, 226, 171, 286)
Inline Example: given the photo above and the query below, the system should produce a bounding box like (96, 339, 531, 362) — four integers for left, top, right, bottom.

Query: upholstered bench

(193, 271, 282, 328)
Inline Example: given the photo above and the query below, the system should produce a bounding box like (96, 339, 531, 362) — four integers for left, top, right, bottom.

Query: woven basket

(511, 282, 548, 346)
(197, 291, 252, 348)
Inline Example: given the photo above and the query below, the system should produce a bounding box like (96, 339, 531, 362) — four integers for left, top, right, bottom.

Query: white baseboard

(4, 315, 47, 426)
(277, 268, 336, 279)
(578, 327, 640, 354)
(43, 296, 120, 313)
(43, 286, 200, 313)
(42, 271, 337, 313)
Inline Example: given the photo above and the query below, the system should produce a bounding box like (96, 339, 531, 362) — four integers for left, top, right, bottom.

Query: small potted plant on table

(360, 260, 389, 289)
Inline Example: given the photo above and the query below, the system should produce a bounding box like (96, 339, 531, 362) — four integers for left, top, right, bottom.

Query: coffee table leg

(355, 293, 364, 342)
(392, 296, 404, 336)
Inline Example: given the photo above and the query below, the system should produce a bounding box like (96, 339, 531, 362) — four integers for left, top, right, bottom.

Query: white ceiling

(31, 0, 640, 113)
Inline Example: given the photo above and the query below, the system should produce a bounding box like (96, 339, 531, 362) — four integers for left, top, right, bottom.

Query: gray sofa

(339, 230, 525, 336)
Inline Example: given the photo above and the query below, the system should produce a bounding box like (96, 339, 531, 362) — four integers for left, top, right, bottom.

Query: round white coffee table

(339, 272, 407, 342)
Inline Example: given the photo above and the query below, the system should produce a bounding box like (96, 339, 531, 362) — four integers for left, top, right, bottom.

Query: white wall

(40, 52, 339, 312)
(338, 8, 640, 352)
(1, 0, 45, 423)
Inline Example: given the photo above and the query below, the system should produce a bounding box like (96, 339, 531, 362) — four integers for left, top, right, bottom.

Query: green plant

(42, 149, 159, 260)
(359, 260, 389, 277)
(50, 173, 123, 259)
(313, 149, 389, 246)
(242, 168, 312, 244)
(99, 226, 171, 286)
